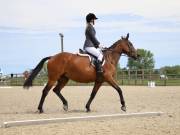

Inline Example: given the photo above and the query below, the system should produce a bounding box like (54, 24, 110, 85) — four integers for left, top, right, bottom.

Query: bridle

(103, 40, 134, 57)
(127, 41, 134, 57)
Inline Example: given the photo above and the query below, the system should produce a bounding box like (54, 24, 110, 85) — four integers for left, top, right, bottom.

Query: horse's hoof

(121, 106, 126, 112)
(63, 104, 68, 111)
(86, 108, 91, 112)
(85, 105, 90, 112)
(38, 109, 44, 114)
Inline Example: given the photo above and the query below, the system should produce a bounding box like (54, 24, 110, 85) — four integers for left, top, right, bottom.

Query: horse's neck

(111, 51, 122, 66)
(104, 49, 122, 66)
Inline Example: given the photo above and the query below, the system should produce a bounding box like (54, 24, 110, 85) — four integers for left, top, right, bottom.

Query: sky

(0, 0, 180, 74)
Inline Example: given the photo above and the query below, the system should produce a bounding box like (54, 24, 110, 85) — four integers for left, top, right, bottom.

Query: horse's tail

(23, 56, 51, 89)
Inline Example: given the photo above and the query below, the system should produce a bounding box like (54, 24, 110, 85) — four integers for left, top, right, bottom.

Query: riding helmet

(86, 13, 98, 23)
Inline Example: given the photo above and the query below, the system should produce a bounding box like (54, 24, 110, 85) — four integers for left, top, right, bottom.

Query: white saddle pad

(77, 53, 105, 67)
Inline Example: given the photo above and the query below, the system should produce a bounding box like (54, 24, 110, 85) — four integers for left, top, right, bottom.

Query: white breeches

(85, 47, 103, 62)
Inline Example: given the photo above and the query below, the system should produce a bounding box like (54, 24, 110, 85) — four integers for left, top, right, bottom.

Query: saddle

(77, 49, 105, 67)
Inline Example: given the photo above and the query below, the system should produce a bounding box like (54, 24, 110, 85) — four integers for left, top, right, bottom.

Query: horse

(24, 33, 138, 113)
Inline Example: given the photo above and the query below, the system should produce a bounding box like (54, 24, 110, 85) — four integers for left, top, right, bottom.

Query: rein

(102, 39, 134, 58)
(102, 48, 127, 57)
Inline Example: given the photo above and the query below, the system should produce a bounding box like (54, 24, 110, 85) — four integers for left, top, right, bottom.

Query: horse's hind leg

(38, 80, 55, 113)
(53, 76, 69, 111)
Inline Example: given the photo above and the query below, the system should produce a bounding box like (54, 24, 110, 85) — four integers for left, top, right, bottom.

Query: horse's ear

(126, 33, 129, 40)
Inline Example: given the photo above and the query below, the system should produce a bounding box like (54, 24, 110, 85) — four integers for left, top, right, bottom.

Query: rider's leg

(95, 57, 104, 82)
(97, 53, 103, 62)
(85, 47, 104, 82)
(85, 47, 101, 58)
(96, 53, 103, 72)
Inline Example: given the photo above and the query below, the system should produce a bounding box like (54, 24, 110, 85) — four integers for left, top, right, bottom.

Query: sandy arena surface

(0, 86, 180, 135)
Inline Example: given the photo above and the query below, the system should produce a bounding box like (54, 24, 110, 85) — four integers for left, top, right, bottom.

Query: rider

(83, 13, 104, 81)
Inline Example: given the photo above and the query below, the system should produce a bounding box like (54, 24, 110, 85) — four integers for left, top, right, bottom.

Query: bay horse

(24, 33, 138, 113)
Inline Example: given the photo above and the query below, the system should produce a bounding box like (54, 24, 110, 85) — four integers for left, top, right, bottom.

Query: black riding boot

(95, 60, 104, 82)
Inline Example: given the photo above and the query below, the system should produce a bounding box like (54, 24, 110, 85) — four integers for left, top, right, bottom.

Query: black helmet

(86, 13, 98, 23)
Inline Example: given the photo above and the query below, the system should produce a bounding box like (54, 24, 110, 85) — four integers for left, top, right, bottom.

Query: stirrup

(97, 68, 103, 73)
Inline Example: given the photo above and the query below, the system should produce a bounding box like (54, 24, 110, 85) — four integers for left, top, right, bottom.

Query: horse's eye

(128, 42, 131, 46)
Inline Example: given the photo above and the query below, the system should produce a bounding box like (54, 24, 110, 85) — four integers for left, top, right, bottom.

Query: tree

(127, 49, 155, 70)
(160, 65, 180, 75)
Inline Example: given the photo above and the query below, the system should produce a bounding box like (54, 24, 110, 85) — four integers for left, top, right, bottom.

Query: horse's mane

(108, 39, 122, 49)
(103, 39, 122, 62)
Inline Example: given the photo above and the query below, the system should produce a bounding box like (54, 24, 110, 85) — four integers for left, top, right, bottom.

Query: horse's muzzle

(131, 53, 140, 60)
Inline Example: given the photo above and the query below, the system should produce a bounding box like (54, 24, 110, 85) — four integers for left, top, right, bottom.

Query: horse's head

(119, 33, 138, 60)
(106, 33, 139, 61)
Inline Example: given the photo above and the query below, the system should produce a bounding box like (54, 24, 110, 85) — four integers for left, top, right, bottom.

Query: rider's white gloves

(99, 44, 104, 49)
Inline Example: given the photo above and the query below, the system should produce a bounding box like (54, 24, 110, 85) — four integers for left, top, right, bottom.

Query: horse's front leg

(86, 82, 102, 112)
(107, 77, 126, 112)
